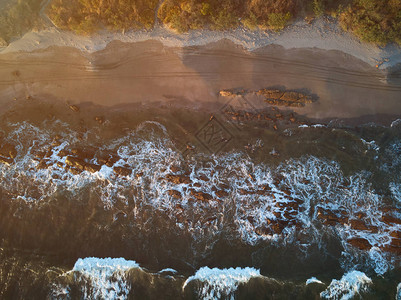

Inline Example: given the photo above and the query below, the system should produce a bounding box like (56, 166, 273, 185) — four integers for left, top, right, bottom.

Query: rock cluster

(257, 89, 314, 107)
(1, 136, 400, 257)
(219, 88, 316, 107)
(222, 107, 306, 131)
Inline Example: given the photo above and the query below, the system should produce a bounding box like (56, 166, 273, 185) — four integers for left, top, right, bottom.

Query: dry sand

(0, 19, 400, 121)
(2, 18, 401, 69)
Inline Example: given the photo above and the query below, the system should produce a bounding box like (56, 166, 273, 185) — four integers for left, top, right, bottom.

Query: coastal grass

(47, 0, 158, 34)
(339, 0, 401, 46)
(1, 0, 400, 47)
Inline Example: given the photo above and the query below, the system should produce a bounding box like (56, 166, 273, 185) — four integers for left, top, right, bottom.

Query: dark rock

(170, 165, 180, 173)
(270, 220, 289, 234)
(199, 175, 209, 181)
(65, 155, 99, 173)
(98, 153, 119, 167)
(347, 237, 372, 250)
(0, 143, 17, 159)
(165, 174, 191, 184)
(71, 148, 96, 159)
(390, 231, 401, 239)
(349, 219, 369, 231)
(381, 215, 401, 225)
(0, 156, 13, 165)
(215, 190, 229, 198)
(33, 151, 46, 160)
(65, 156, 86, 171)
(45, 149, 53, 158)
(84, 163, 101, 173)
(57, 150, 70, 157)
(69, 167, 83, 175)
(113, 166, 132, 177)
(189, 190, 213, 202)
(317, 207, 348, 225)
(167, 190, 182, 199)
(37, 159, 51, 169)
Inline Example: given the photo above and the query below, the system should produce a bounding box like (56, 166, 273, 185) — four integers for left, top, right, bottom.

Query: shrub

(313, 0, 325, 16)
(211, 8, 239, 30)
(48, 0, 158, 34)
(339, 0, 401, 45)
(242, 12, 258, 30)
(267, 12, 292, 31)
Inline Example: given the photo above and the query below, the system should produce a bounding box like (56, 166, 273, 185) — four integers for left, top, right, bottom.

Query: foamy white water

(306, 277, 324, 285)
(320, 271, 372, 300)
(183, 267, 260, 299)
(53, 257, 140, 300)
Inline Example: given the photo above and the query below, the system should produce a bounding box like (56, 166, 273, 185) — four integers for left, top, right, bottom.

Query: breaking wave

(320, 270, 372, 300)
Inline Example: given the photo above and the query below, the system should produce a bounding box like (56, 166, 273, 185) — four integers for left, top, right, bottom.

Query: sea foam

(183, 267, 260, 299)
(61, 257, 140, 300)
(320, 271, 372, 300)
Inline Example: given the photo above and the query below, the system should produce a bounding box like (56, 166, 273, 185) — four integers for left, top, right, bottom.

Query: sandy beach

(0, 18, 400, 121)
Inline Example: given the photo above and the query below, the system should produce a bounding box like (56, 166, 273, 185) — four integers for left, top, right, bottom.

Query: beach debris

(95, 116, 105, 124)
(69, 105, 80, 112)
(186, 143, 195, 151)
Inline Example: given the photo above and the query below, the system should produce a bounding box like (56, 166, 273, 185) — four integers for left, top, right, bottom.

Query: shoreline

(1, 18, 401, 69)
(1, 38, 400, 121)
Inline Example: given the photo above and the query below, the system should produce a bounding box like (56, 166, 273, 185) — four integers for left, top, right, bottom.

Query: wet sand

(0, 39, 400, 121)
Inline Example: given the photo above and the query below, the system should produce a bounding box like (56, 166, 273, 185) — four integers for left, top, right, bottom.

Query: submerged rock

(113, 166, 132, 177)
(0, 143, 17, 159)
(167, 190, 182, 199)
(0, 156, 13, 165)
(165, 174, 191, 184)
(347, 237, 372, 250)
(65, 156, 100, 173)
(0, 142, 17, 165)
(189, 190, 213, 202)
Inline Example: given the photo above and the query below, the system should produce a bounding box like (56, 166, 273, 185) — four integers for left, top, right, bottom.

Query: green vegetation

(313, 0, 325, 17)
(339, 0, 401, 45)
(0, 0, 43, 44)
(267, 12, 292, 31)
(1, 0, 400, 47)
(157, 0, 246, 32)
(158, 0, 401, 45)
(48, 0, 158, 34)
(158, 0, 299, 32)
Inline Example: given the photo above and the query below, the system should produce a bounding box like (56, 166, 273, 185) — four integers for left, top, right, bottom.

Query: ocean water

(0, 111, 400, 299)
